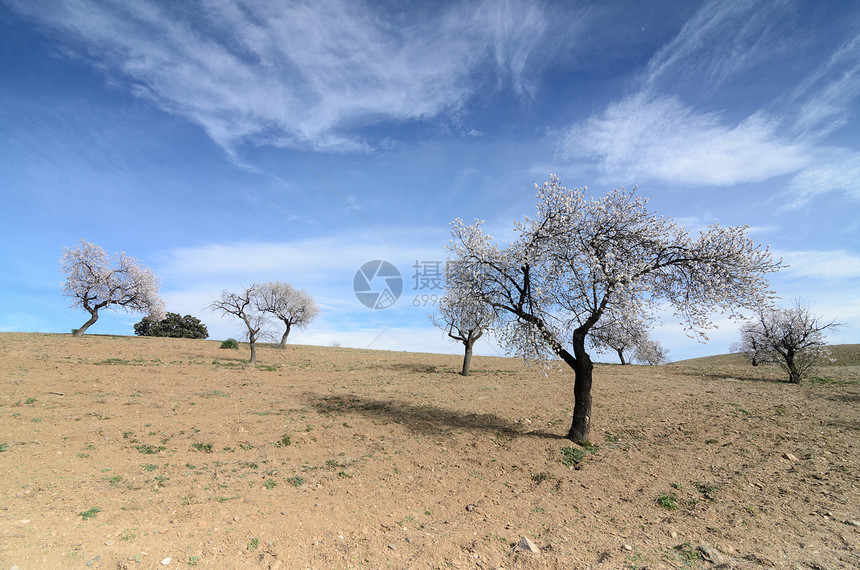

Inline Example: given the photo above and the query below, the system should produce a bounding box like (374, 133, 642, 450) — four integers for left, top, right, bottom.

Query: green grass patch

(191, 442, 213, 453)
(656, 492, 678, 510)
(78, 507, 101, 520)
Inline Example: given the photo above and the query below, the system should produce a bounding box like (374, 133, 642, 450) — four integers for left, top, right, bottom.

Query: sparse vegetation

(286, 476, 305, 487)
(191, 442, 213, 453)
(657, 492, 678, 510)
(78, 507, 101, 520)
(1, 333, 857, 569)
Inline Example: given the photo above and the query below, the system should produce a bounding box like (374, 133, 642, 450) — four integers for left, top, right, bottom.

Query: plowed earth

(1, 333, 858, 569)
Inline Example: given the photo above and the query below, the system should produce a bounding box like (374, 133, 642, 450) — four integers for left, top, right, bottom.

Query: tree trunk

(616, 348, 627, 365)
(565, 327, 593, 444)
(786, 350, 800, 383)
(74, 309, 99, 336)
(248, 333, 257, 365)
(461, 341, 474, 376)
(278, 324, 291, 349)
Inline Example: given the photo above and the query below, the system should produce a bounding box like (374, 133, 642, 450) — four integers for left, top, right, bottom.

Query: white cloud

(567, 94, 808, 185)
(7, 0, 551, 153)
(780, 148, 860, 209)
(776, 249, 860, 279)
(644, 0, 794, 92)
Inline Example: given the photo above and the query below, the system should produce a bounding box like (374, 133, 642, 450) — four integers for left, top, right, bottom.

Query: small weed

(136, 444, 165, 455)
(673, 542, 702, 564)
(275, 434, 291, 448)
(78, 507, 101, 520)
(693, 481, 720, 497)
(705, 438, 719, 444)
(144, 464, 159, 471)
(560, 446, 586, 466)
(247, 537, 259, 550)
(533, 506, 546, 513)
(202, 390, 229, 398)
(337, 470, 352, 479)
(531, 471, 553, 483)
(0, 443, 8, 453)
(25, 397, 37, 405)
(263, 479, 277, 489)
(188, 555, 199, 566)
(256, 363, 281, 372)
(657, 492, 678, 511)
(286, 476, 305, 487)
(119, 529, 137, 542)
(77, 452, 89, 458)
(94, 358, 130, 365)
(108, 475, 122, 485)
(191, 442, 213, 453)
(211, 495, 240, 503)
(154, 475, 170, 487)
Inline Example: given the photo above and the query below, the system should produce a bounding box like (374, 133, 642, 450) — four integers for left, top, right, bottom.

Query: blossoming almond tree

(735, 300, 840, 383)
(256, 281, 319, 348)
(61, 239, 165, 337)
(447, 176, 781, 443)
(430, 281, 495, 376)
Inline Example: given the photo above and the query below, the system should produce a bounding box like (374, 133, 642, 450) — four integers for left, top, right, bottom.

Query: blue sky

(1, 0, 858, 362)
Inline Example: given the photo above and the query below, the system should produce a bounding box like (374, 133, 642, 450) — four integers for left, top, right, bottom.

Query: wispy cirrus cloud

(643, 0, 796, 92)
(777, 249, 860, 279)
(563, 0, 860, 207)
(566, 94, 808, 186)
(6, 0, 555, 154)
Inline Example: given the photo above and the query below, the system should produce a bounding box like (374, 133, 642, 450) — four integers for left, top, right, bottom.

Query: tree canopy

(134, 312, 209, 339)
(61, 239, 165, 336)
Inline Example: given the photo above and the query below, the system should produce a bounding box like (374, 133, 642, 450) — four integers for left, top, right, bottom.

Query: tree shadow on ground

(306, 393, 565, 439)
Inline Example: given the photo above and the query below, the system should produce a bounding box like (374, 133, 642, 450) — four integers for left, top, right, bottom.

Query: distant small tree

(61, 239, 165, 336)
(736, 300, 840, 383)
(589, 316, 649, 365)
(430, 283, 495, 376)
(134, 312, 209, 339)
(633, 338, 669, 365)
(256, 281, 319, 348)
(208, 285, 270, 364)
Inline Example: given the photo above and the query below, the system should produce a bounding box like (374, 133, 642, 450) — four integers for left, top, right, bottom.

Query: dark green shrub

(220, 338, 239, 349)
(134, 312, 209, 339)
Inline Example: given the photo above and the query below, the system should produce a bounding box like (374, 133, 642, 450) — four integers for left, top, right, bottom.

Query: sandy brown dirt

(1, 333, 858, 569)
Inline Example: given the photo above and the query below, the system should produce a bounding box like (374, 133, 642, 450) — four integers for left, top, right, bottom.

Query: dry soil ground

(0, 333, 858, 569)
